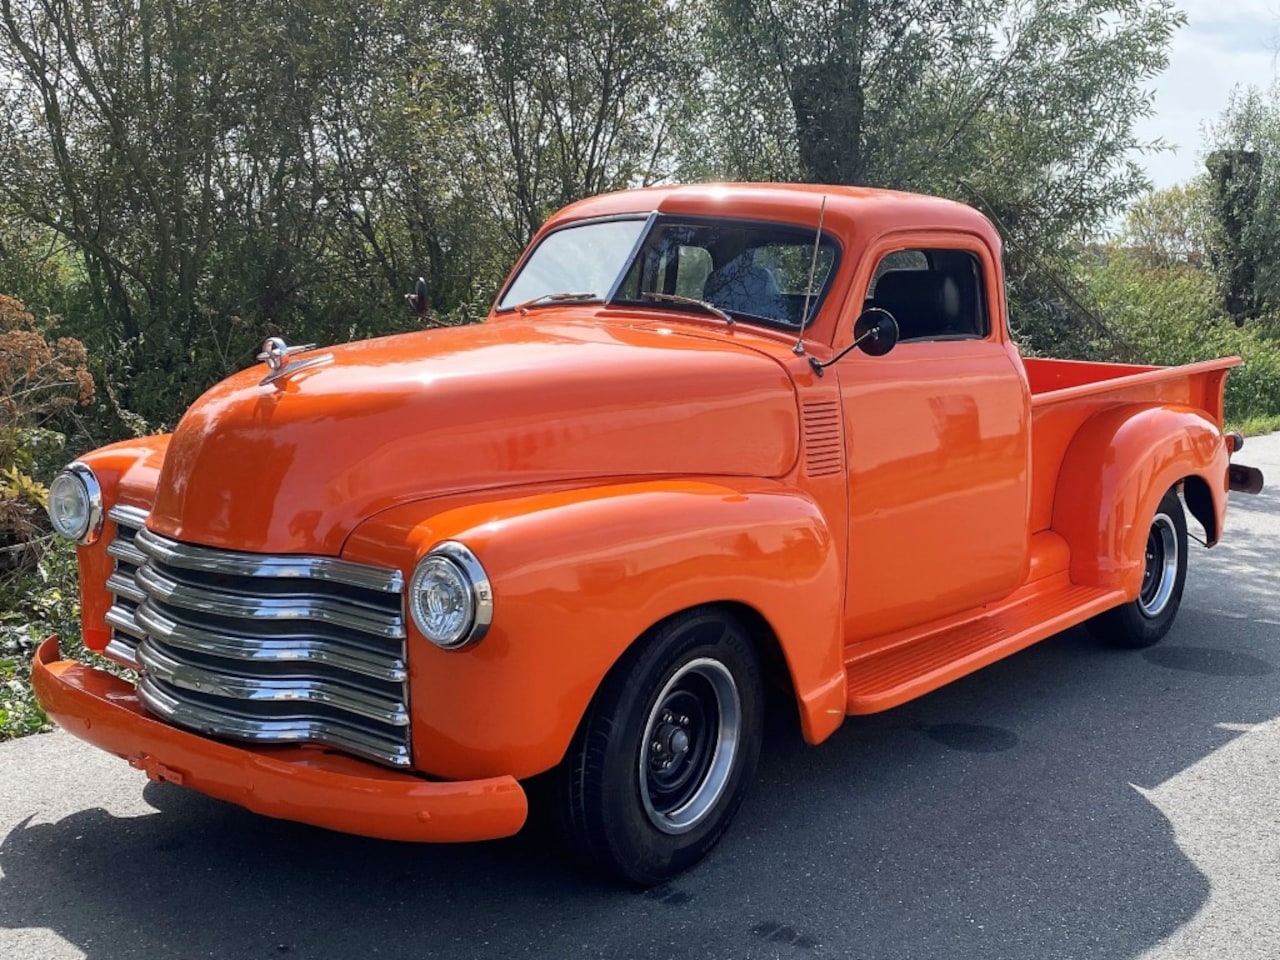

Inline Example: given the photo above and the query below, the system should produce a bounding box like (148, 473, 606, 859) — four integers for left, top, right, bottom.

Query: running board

(845, 581, 1126, 714)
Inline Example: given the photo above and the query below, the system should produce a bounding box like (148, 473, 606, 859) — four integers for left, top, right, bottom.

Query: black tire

(555, 607, 764, 886)
(1089, 486, 1188, 648)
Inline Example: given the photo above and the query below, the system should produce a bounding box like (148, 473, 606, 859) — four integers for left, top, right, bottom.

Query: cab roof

(544, 183, 1000, 250)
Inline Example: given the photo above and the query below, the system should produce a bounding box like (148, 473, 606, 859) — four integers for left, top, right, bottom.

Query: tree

(1200, 85, 1280, 322)
(687, 0, 1185, 355)
(1121, 182, 1210, 268)
(0, 0, 495, 421)
(459, 0, 692, 254)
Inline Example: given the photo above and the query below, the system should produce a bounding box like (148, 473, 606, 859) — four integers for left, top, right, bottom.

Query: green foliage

(1122, 183, 1211, 268)
(0, 533, 127, 741)
(691, 0, 1185, 356)
(0, 295, 92, 551)
(1230, 413, 1280, 437)
(0, 537, 80, 739)
(1084, 247, 1280, 423)
(461, 0, 693, 253)
(1200, 84, 1280, 320)
(0, 0, 507, 424)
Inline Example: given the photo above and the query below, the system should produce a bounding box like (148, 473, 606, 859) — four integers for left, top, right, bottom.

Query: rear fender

(344, 479, 845, 781)
(1052, 404, 1227, 597)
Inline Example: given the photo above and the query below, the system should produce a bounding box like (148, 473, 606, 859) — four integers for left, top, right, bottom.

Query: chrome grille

(104, 506, 410, 767)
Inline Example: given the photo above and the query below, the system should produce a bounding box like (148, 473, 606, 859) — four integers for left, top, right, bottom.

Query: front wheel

(1089, 486, 1189, 648)
(555, 608, 763, 885)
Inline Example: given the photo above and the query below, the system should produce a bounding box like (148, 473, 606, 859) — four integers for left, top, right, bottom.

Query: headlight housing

(47, 462, 104, 545)
(407, 542, 493, 650)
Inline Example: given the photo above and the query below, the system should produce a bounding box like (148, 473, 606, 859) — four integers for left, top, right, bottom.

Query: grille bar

(134, 603, 406, 683)
(110, 504, 149, 529)
(134, 526, 403, 593)
(134, 563, 405, 639)
(137, 675, 412, 767)
(102, 506, 410, 768)
(106, 571, 146, 604)
(136, 640, 408, 727)
(107, 538, 146, 568)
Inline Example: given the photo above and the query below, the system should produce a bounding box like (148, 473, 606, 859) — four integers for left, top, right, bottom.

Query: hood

(149, 316, 799, 554)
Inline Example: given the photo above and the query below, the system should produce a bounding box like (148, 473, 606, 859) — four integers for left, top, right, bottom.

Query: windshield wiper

(640, 291, 734, 326)
(512, 291, 600, 315)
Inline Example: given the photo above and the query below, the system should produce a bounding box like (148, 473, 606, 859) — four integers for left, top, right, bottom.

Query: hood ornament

(256, 337, 333, 386)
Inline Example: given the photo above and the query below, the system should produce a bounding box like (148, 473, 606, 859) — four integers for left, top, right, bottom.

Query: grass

(1227, 415, 1280, 438)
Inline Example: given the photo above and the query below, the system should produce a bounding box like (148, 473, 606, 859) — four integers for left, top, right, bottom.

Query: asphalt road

(2, 435, 1278, 960)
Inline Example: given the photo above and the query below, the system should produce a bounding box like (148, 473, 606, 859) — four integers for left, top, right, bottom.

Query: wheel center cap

(670, 728, 690, 754)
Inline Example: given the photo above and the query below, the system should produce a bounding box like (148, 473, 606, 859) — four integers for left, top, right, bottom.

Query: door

(839, 240, 1030, 644)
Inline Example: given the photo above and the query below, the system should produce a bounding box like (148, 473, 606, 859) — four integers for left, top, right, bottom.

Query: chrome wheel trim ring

(1138, 512, 1180, 619)
(638, 657, 742, 836)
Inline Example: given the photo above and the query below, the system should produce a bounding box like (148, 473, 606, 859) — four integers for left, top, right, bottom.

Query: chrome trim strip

(106, 571, 146, 604)
(104, 636, 141, 669)
(107, 538, 146, 568)
(136, 564, 405, 639)
(137, 675, 412, 767)
(105, 605, 147, 640)
(137, 640, 408, 727)
(135, 603, 406, 683)
(260, 352, 334, 386)
(134, 527, 403, 594)
(108, 504, 149, 530)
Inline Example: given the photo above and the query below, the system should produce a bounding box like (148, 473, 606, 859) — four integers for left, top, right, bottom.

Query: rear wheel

(555, 608, 763, 886)
(1089, 486, 1188, 648)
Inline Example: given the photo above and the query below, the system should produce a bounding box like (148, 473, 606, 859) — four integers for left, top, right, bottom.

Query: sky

(1135, 1, 1279, 189)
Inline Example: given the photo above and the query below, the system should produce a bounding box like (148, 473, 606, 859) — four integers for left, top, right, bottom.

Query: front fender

(1052, 404, 1227, 597)
(344, 479, 844, 781)
(71, 436, 171, 651)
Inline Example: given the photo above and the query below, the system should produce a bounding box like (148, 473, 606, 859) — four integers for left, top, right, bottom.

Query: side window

(866, 249, 988, 341)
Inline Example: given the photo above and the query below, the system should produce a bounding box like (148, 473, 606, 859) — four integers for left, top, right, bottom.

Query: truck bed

(1026, 356, 1240, 534)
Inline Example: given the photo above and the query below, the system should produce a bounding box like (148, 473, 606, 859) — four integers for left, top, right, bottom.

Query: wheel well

(698, 602, 795, 699)
(1181, 474, 1217, 544)
(631, 602, 794, 699)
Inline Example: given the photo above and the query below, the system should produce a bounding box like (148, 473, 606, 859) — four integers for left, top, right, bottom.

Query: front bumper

(31, 637, 528, 842)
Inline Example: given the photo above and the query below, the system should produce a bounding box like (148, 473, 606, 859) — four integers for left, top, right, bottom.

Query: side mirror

(808, 307, 900, 376)
(405, 276, 431, 319)
(853, 308, 899, 357)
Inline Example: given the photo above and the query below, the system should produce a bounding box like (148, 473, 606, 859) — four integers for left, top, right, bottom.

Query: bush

(1084, 249, 1280, 425)
(0, 295, 94, 551)
(0, 295, 96, 738)
(0, 537, 81, 738)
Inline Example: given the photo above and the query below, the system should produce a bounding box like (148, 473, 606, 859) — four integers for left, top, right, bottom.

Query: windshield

(497, 215, 839, 330)
(496, 218, 646, 310)
(614, 219, 838, 330)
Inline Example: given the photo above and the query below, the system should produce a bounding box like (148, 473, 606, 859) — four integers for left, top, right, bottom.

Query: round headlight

(47, 463, 104, 544)
(407, 542, 493, 650)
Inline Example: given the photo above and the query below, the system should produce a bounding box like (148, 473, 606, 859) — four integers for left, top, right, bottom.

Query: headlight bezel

(47, 462, 104, 545)
(407, 541, 493, 650)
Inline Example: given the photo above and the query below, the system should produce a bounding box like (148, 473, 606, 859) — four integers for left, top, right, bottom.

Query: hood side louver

(802, 399, 843, 477)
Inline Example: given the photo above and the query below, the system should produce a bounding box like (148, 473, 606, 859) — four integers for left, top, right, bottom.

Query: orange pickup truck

(33, 184, 1264, 884)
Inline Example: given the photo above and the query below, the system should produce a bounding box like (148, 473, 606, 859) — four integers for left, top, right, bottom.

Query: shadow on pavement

(1, 606, 1276, 960)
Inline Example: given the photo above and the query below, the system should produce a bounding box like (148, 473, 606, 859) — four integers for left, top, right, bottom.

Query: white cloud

(1133, 2, 1278, 188)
